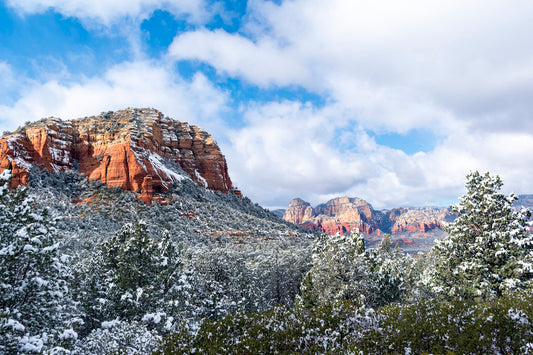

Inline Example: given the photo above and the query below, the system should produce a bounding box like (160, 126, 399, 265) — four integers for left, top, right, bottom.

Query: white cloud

(224, 99, 533, 210)
(169, 0, 533, 132)
(0, 60, 230, 139)
(0, 62, 17, 102)
(3, 0, 532, 210)
(165, 0, 533, 208)
(169, 29, 310, 87)
(6, 0, 209, 25)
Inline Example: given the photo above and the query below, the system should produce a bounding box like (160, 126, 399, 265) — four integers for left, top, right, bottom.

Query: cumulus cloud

(3, 0, 532, 209)
(169, 29, 310, 88)
(169, 0, 533, 132)
(165, 0, 533, 208)
(0, 60, 230, 139)
(225, 98, 533, 209)
(0, 62, 17, 102)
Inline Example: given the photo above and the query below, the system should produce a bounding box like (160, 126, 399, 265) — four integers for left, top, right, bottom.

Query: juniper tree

(75, 221, 189, 336)
(301, 230, 416, 308)
(428, 171, 533, 300)
(0, 170, 80, 353)
(368, 234, 415, 305)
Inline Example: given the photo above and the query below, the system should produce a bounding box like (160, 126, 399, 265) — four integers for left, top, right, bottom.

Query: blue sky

(1, 0, 532, 209)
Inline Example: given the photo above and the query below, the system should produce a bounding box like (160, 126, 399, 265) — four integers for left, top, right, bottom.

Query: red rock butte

(0, 108, 239, 203)
(283, 197, 449, 239)
(283, 197, 380, 236)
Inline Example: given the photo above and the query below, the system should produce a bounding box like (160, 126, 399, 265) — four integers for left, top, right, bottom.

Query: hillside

(0, 109, 317, 353)
(0, 111, 532, 353)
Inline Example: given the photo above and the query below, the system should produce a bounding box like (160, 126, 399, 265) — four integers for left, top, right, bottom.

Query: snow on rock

(0, 108, 234, 203)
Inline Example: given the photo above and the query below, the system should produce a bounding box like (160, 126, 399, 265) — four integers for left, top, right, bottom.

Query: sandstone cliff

(0, 108, 236, 203)
(283, 197, 451, 251)
(283, 197, 381, 236)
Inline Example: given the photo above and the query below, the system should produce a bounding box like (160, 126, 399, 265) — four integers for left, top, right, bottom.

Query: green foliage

(0, 170, 80, 353)
(156, 300, 376, 354)
(302, 230, 416, 308)
(157, 291, 533, 354)
(73, 320, 161, 355)
(75, 221, 188, 335)
(354, 291, 533, 354)
(427, 171, 533, 300)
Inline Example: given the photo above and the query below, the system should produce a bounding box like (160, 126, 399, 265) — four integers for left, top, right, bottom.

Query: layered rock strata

(283, 197, 450, 238)
(0, 108, 236, 203)
(283, 197, 381, 236)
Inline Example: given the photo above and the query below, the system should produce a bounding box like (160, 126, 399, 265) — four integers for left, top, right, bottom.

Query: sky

(1, 0, 532, 210)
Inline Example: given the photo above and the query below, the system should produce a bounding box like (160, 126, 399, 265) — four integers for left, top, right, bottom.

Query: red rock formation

(283, 197, 379, 236)
(282, 197, 450, 249)
(282, 198, 314, 225)
(0, 108, 234, 202)
(388, 207, 448, 235)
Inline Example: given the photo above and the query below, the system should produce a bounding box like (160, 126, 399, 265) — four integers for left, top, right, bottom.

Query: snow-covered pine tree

(75, 221, 188, 336)
(301, 230, 416, 308)
(367, 234, 415, 306)
(301, 230, 375, 307)
(428, 171, 533, 300)
(0, 170, 80, 353)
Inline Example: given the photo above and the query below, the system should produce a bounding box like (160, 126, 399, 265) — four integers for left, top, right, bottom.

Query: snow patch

(195, 170, 207, 188)
(148, 153, 188, 184)
(101, 319, 120, 329)
(5, 318, 25, 331)
(59, 328, 78, 340)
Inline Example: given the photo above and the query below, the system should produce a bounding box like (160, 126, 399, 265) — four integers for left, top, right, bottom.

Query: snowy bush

(74, 221, 189, 336)
(73, 320, 161, 354)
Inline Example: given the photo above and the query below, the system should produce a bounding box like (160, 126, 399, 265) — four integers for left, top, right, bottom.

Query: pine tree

(301, 230, 415, 308)
(428, 171, 533, 300)
(301, 230, 375, 307)
(76, 221, 188, 335)
(0, 170, 80, 353)
(368, 234, 414, 306)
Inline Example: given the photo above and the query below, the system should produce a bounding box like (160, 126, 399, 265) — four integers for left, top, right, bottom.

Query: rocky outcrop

(283, 197, 381, 236)
(282, 198, 313, 225)
(282, 197, 451, 251)
(0, 108, 236, 203)
(386, 207, 449, 234)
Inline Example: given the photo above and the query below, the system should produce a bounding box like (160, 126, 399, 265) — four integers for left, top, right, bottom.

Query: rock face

(283, 197, 451, 252)
(0, 108, 236, 203)
(283, 197, 381, 236)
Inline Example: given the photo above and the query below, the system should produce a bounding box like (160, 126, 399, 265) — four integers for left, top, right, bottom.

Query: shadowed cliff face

(0, 108, 235, 203)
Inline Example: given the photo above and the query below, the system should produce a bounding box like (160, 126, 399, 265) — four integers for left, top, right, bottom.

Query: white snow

(5, 318, 25, 331)
(195, 170, 207, 187)
(59, 328, 78, 340)
(142, 312, 164, 324)
(101, 319, 120, 329)
(148, 153, 188, 183)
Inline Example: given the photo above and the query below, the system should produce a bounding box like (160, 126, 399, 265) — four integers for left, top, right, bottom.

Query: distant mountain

(281, 194, 532, 252)
(270, 209, 288, 219)
(282, 197, 451, 253)
(515, 194, 533, 210)
(0, 108, 239, 204)
(515, 194, 533, 232)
